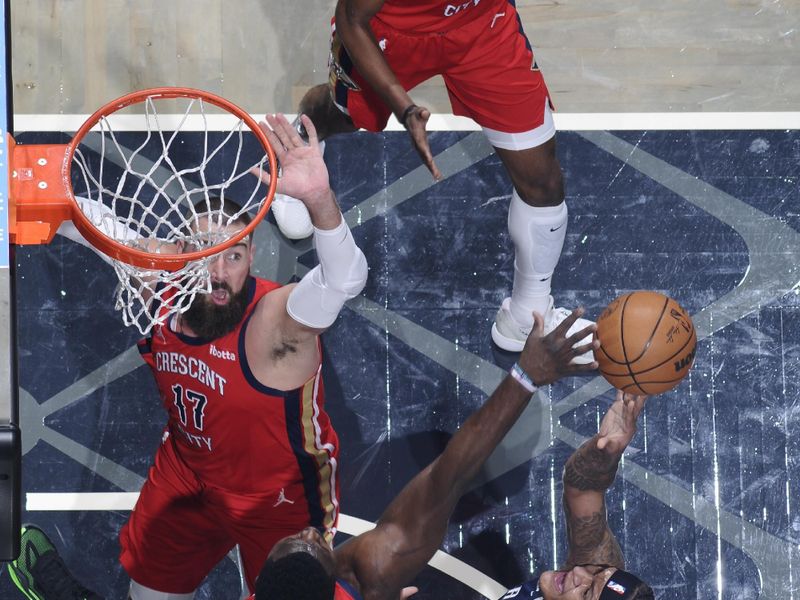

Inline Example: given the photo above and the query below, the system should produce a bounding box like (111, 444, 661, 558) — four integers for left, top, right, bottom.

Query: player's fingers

(431, 158, 443, 181)
(266, 113, 302, 149)
(301, 114, 320, 148)
(570, 339, 598, 361)
(247, 164, 272, 185)
(258, 119, 288, 158)
(566, 359, 599, 374)
(530, 311, 545, 338)
(415, 140, 439, 180)
(628, 393, 648, 416)
(565, 324, 597, 350)
(427, 157, 442, 181)
(554, 307, 586, 338)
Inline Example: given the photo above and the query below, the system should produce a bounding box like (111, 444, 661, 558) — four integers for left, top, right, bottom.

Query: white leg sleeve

(508, 191, 568, 326)
(287, 216, 368, 329)
(129, 579, 195, 600)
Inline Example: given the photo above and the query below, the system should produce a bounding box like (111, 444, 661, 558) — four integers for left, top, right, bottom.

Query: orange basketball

(595, 291, 697, 395)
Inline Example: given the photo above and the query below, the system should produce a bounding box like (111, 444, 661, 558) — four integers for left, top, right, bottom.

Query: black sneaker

(7, 524, 104, 600)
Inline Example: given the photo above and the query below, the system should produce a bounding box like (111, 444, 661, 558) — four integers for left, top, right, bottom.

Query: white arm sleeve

(56, 197, 139, 265)
(287, 216, 368, 329)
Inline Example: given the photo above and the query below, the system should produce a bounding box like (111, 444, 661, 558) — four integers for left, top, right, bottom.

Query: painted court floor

(4, 123, 800, 599)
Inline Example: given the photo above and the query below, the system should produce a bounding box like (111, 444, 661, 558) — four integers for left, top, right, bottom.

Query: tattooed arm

(561, 391, 647, 569)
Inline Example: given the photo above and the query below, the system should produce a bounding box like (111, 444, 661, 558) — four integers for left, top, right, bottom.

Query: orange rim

(64, 87, 278, 271)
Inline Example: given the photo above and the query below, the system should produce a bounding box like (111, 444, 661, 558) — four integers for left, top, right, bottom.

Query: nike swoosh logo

(550, 224, 564, 232)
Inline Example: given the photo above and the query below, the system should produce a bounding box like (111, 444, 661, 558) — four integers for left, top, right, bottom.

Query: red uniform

(330, 0, 552, 134)
(120, 276, 340, 594)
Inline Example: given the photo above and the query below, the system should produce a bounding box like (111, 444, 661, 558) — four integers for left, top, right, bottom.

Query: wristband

(509, 362, 538, 394)
(398, 104, 419, 128)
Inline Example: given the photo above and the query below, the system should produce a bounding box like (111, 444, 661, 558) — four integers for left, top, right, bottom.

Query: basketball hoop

(8, 87, 278, 334)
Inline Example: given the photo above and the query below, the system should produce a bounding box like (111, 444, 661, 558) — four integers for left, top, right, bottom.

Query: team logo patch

(606, 580, 627, 595)
(209, 344, 236, 361)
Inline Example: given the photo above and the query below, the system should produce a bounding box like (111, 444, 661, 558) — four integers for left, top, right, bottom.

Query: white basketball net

(70, 94, 272, 335)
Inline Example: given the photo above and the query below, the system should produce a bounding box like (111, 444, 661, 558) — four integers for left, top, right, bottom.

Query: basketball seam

(619, 293, 646, 393)
(627, 295, 670, 364)
(626, 335, 697, 376)
(599, 332, 696, 375)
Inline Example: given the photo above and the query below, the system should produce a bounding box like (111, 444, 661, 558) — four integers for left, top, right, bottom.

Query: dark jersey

(501, 579, 543, 599)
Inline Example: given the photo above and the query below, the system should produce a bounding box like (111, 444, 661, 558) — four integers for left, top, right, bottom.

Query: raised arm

(250, 114, 368, 342)
(338, 310, 599, 597)
(335, 0, 441, 179)
(562, 390, 647, 569)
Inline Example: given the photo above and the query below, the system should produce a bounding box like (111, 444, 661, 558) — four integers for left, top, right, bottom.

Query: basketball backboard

(0, 0, 22, 561)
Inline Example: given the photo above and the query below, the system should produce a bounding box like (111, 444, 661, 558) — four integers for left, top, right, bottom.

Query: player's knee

(298, 84, 355, 140)
(514, 166, 564, 207)
(298, 84, 331, 116)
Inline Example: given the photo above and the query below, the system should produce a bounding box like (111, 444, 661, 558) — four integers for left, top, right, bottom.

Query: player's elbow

(336, 247, 368, 298)
(286, 254, 367, 330)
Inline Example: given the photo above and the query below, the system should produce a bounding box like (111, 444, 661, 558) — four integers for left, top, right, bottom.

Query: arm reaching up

(336, 309, 599, 598)
(562, 390, 648, 569)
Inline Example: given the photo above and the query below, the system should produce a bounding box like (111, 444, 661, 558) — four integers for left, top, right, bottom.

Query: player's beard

(181, 281, 249, 340)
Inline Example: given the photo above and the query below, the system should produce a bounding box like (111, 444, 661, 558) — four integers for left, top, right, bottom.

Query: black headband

(599, 569, 645, 599)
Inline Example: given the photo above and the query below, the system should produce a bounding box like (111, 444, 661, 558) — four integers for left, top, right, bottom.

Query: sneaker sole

(7, 565, 43, 600)
(8, 524, 48, 600)
(491, 323, 526, 353)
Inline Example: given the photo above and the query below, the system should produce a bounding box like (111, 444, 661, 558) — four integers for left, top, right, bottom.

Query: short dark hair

(255, 552, 335, 600)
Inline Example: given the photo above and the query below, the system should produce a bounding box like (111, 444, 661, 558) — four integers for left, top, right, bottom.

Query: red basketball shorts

(329, 0, 552, 136)
(119, 434, 337, 594)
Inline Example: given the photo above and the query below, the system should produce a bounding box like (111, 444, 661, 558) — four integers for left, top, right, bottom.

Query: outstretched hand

(596, 390, 648, 455)
(251, 113, 333, 209)
(517, 308, 599, 387)
(404, 105, 442, 181)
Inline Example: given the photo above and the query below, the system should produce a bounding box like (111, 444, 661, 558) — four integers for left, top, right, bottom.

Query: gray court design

(18, 130, 800, 599)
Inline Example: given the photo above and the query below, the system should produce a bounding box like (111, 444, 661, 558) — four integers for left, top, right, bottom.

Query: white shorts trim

(481, 99, 556, 151)
(130, 579, 195, 600)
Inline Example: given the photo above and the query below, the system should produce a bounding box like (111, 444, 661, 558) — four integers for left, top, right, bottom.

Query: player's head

(180, 197, 255, 338)
(538, 565, 654, 599)
(255, 527, 336, 600)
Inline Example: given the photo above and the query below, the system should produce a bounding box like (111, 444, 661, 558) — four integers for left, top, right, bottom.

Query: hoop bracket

(8, 135, 73, 245)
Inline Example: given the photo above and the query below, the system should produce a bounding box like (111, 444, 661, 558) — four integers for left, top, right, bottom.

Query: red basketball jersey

(138, 276, 340, 510)
(377, 0, 503, 33)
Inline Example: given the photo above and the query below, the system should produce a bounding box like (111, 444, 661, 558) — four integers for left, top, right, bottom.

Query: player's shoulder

(251, 275, 282, 294)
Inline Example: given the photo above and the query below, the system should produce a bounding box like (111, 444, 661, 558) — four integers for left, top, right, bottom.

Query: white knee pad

(287, 216, 368, 329)
(129, 579, 195, 600)
(507, 192, 568, 323)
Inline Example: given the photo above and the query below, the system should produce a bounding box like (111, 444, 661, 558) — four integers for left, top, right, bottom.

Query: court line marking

(13, 112, 800, 132)
(25, 493, 507, 599)
(23, 125, 792, 596)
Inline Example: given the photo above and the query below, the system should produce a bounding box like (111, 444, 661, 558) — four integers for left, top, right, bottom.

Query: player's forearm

(563, 435, 620, 495)
(369, 375, 533, 585)
(335, 2, 414, 117)
(561, 436, 624, 567)
(303, 187, 343, 231)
